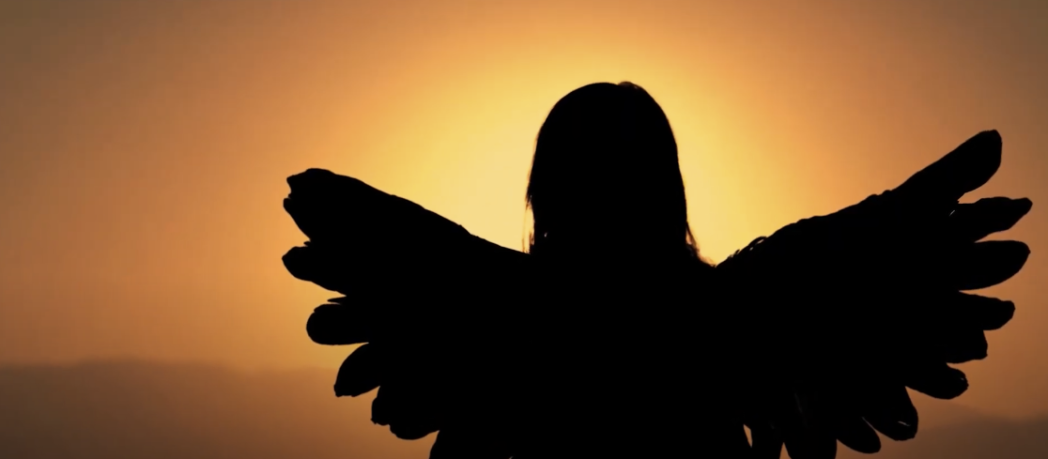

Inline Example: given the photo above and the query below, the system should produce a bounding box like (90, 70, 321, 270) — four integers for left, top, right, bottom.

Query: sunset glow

(1, 0, 1046, 432)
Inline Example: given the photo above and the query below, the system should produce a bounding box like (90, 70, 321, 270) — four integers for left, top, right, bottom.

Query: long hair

(524, 81, 706, 264)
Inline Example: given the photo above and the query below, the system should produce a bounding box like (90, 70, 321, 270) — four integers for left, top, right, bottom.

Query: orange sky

(1, 0, 1046, 420)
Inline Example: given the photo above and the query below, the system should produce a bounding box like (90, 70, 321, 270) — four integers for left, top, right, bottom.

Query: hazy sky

(1, 0, 1046, 419)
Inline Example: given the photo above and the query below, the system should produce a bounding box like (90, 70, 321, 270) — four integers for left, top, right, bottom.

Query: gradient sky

(1, 0, 1046, 420)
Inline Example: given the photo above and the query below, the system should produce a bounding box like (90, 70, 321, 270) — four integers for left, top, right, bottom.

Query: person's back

(505, 252, 746, 459)
(509, 80, 747, 458)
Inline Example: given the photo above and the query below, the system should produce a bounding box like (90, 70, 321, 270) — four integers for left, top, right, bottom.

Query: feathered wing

(282, 169, 533, 457)
(715, 130, 1032, 459)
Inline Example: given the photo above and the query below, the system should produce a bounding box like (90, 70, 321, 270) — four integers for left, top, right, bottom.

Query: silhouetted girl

(282, 82, 1031, 459)
(518, 81, 747, 458)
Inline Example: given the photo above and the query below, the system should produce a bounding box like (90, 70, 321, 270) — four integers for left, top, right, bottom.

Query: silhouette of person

(282, 81, 1033, 459)
(515, 82, 752, 459)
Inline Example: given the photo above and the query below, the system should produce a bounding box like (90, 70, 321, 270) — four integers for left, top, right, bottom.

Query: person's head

(525, 81, 703, 263)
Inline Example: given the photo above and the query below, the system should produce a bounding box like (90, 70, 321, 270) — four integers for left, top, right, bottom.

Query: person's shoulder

(682, 256, 715, 274)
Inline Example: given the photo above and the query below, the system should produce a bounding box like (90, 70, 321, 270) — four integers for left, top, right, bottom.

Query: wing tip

(960, 129, 1003, 193)
(1017, 197, 1033, 215)
(894, 130, 1004, 201)
(980, 129, 1002, 145)
(287, 167, 327, 185)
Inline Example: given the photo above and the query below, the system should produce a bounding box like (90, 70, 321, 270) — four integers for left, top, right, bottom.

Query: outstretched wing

(282, 169, 532, 457)
(716, 130, 1032, 459)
